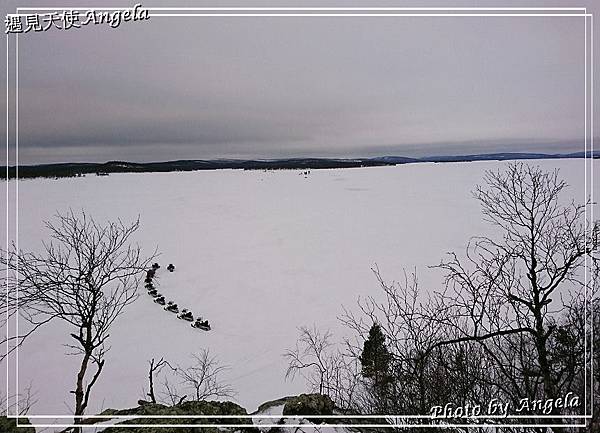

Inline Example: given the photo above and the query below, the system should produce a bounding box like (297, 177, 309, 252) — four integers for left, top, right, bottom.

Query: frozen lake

(2, 158, 595, 418)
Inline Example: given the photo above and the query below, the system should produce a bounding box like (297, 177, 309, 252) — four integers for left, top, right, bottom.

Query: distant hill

(4, 151, 599, 180)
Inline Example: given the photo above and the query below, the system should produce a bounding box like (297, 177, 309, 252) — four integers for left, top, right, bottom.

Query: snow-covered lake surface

(3, 159, 595, 419)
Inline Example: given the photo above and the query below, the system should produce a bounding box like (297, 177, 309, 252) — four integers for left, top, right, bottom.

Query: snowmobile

(164, 302, 179, 313)
(192, 319, 211, 331)
(154, 296, 166, 305)
(144, 277, 153, 284)
(167, 264, 175, 272)
(177, 309, 194, 321)
(145, 282, 154, 290)
(147, 288, 158, 297)
(152, 262, 160, 270)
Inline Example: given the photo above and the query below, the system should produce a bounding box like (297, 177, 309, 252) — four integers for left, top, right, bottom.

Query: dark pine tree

(360, 323, 392, 384)
(360, 323, 393, 413)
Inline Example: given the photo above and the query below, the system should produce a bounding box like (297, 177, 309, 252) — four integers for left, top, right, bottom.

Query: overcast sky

(2, 0, 598, 164)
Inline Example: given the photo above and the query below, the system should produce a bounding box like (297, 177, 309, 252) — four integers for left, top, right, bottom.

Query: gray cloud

(2, 0, 596, 164)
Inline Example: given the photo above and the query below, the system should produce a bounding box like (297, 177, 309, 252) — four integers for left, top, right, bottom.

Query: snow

(2, 159, 595, 422)
(252, 403, 285, 431)
(252, 403, 356, 433)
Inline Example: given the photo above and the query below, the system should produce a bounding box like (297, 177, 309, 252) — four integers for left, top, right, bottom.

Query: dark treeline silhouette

(5, 152, 598, 179)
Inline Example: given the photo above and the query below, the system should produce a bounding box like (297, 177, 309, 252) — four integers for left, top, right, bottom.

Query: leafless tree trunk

(146, 357, 171, 403)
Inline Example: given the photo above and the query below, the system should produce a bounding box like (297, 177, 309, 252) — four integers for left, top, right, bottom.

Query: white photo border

(5, 5, 595, 429)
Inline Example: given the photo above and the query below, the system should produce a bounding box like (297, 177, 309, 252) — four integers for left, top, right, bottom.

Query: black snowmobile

(164, 302, 179, 313)
(154, 296, 166, 305)
(192, 319, 211, 331)
(177, 309, 194, 322)
(147, 288, 158, 297)
(167, 264, 175, 272)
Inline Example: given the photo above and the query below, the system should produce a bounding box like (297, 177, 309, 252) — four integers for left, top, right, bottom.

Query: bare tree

(1, 210, 154, 429)
(160, 376, 187, 406)
(175, 350, 235, 401)
(427, 165, 596, 415)
(284, 326, 362, 413)
(0, 386, 38, 433)
(285, 326, 335, 395)
(146, 350, 235, 405)
(340, 268, 489, 417)
(591, 297, 600, 431)
(334, 163, 598, 430)
(0, 384, 37, 417)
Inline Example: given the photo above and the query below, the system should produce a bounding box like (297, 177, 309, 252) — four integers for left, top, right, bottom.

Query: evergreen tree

(360, 323, 394, 413)
(360, 323, 392, 384)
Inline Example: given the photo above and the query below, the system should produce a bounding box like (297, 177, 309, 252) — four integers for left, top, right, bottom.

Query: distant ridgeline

(4, 152, 599, 180)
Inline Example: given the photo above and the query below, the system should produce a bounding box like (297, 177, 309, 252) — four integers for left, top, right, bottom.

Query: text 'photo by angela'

(430, 393, 582, 419)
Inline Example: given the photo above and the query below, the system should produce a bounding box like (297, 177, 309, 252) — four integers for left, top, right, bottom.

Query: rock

(254, 396, 295, 414)
(101, 400, 259, 433)
(70, 394, 341, 433)
(282, 393, 334, 424)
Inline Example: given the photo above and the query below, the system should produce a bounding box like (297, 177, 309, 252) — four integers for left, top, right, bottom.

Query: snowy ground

(2, 159, 595, 422)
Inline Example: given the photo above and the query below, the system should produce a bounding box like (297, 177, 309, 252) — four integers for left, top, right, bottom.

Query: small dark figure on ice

(167, 263, 175, 272)
(152, 263, 160, 270)
(154, 295, 166, 305)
